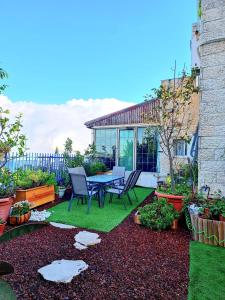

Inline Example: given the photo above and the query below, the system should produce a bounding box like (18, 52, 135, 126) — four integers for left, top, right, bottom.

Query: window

(95, 129, 116, 169)
(136, 128, 158, 172)
(174, 140, 188, 156)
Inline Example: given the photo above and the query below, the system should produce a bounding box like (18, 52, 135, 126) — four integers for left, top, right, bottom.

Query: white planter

(58, 187, 66, 198)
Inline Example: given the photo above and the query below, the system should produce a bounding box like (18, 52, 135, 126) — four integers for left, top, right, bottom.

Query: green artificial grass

(188, 241, 225, 300)
(47, 187, 152, 232)
(0, 223, 48, 243)
(0, 280, 16, 300)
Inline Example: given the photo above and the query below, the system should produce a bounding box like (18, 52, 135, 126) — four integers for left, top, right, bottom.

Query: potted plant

(144, 66, 198, 211)
(14, 169, 57, 208)
(0, 169, 15, 222)
(137, 199, 179, 230)
(9, 200, 31, 225)
(156, 182, 192, 212)
(0, 217, 7, 236)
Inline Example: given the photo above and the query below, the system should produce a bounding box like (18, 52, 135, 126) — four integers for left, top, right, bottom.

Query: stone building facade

(199, 0, 225, 194)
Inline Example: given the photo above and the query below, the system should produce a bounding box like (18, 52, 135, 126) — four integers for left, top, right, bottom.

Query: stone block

(201, 18, 225, 42)
(202, 65, 225, 79)
(202, 0, 225, 11)
(198, 148, 215, 160)
(200, 40, 225, 56)
(200, 160, 225, 172)
(201, 78, 225, 91)
(200, 137, 225, 148)
(201, 51, 225, 68)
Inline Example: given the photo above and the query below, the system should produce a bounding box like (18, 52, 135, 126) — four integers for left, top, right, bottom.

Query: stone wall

(199, 0, 225, 194)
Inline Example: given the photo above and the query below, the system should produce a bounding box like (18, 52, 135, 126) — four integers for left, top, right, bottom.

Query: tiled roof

(84, 99, 159, 128)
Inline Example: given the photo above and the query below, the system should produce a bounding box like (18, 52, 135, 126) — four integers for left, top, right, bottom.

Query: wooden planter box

(15, 185, 55, 208)
(190, 214, 225, 247)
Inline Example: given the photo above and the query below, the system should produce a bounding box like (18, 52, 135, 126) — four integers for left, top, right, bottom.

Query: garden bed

(0, 193, 191, 300)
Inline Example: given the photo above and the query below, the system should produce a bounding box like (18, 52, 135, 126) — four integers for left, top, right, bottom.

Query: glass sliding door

(119, 129, 134, 170)
(95, 128, 116, 169)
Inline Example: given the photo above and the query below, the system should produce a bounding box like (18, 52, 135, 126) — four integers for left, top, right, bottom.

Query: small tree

(144, 67, 198, 192)
(0, 68, 26, 169)
(84, 143, 97, 161)
(64, 137, 73, 155)
(54, 146, 59, 154)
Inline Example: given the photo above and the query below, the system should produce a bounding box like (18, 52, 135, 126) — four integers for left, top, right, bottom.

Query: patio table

(87, 175, 124, 207)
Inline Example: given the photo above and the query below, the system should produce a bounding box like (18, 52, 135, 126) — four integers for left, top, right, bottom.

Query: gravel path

(0, 196, 191, 300)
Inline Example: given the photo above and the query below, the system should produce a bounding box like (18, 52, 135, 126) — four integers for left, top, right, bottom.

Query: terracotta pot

(171, 219, 178, 230)
(134, 212, 141, 225)
(155, 191, 184, 213)
(0, 197, 13, 222)
(0, 222, 6, 236)
(219, 215, 225, 222)
(9, 211, 31, 225)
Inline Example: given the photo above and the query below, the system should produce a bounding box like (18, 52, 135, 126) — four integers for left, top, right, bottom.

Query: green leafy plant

(0, 168, 15, 198)
(84, 143, 97, 161)
(139, 199, 179, 230)
(14, 169, 57, 190)
(201, 199, 225, 219)
(65, 151, 84, 168)
(85, 161, 107, 176)
(10, 200, 30, 216)
(157, 182, 192, 197)
(0, 217, 5, 224)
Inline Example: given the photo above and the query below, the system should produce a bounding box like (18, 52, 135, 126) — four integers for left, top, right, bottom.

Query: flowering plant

(10, 200, 30, 216)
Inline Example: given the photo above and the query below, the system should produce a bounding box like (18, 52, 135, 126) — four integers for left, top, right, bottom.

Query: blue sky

(1, 0, 197, 104)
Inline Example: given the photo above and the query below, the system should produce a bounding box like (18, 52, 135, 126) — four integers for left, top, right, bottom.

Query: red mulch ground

(0, 195, 191, 300)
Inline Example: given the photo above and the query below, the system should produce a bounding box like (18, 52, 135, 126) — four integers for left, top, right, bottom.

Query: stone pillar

(199, 0, 225, 194)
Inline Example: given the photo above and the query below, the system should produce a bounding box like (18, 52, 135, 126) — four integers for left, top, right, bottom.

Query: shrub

(139, 199, 179, 230)
(85, 161, 107, 176)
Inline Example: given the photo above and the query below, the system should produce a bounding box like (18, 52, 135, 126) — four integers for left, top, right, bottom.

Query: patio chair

(127, 170, 142, 202)
(68, 173, 100, 214)
(105, 171, 136, 209)
(68, 166, 96, 188)
(112, 170, 142, 202)
(112, 166, 125, 184)
(67, 167, 86, 176)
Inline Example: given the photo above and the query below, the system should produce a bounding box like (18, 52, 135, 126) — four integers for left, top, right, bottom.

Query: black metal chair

(110, 170, 142, 202)
(105, 171, 136, 209)
(68, 173, 100, 214)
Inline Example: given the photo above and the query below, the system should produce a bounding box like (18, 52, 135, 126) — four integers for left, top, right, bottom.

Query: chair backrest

(129, 170, 142, 189)
(123, 171, 136, 193)
(68, 166, 86, 176)
(70, 173, 88, 196)
(112, 166, 125, 177)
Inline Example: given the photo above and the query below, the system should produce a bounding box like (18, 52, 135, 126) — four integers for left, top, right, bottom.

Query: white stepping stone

(38, 259, 88, 283)
(74, 231, 101, 250)
(30, 210, 52, 221)
(74, 242, 87, 250)
(50, 222, 76, 229)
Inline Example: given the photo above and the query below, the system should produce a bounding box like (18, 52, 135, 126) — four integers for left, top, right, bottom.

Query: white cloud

(0, 95, 135, 153)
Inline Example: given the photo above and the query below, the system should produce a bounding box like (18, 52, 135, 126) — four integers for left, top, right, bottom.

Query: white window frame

(174, 139, 188, 157)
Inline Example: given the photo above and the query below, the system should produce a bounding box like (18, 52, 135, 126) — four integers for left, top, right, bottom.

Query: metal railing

(4, 152, 76, 181)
